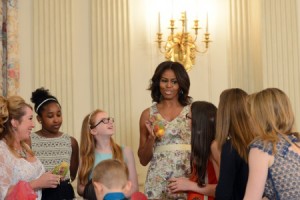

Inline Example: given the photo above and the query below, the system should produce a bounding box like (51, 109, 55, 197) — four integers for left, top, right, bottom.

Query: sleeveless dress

(187, 160, 217, 200)
(31, 132, 74, 200)
(84, 148, 127, 200)
(0, 140, 45, 200)
(144, 103, 191, 199)
(250, 134, 300, 200)
(89, 148, 127, 180)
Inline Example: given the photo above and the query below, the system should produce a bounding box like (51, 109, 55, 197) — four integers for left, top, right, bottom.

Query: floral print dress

(144, 103, 191, 199)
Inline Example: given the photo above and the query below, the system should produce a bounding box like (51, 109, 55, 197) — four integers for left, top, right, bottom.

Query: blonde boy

(92, 159, 132, 200)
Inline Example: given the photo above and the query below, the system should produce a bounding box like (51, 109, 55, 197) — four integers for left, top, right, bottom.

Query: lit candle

(206, 13, 209, 32)
(171, 0, 174, 19)
(185, 11, 188, 32)
(158, 12, 161, 33)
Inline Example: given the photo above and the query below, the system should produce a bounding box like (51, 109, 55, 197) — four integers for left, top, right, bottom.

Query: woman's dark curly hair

(148, 61, 192, 106)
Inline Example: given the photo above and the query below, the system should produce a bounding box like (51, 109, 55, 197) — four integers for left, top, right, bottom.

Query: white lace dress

(0, 140, 45, 200)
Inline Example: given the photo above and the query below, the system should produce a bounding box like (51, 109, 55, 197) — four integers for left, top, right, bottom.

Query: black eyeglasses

(186, 113, 192, 120)
(90, 117, 114, 129)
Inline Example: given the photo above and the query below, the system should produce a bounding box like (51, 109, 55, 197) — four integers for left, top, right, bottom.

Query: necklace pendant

(15, 148, 27, 159)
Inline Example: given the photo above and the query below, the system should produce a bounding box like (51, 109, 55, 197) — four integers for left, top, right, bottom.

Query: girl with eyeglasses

(77, 109, 138, 200)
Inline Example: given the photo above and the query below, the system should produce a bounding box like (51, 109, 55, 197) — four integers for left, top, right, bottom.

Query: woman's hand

(168, 177, 191, 193)
(30, 171, 61, 189)
(145, 116, 157, 140)
(138, 109, 157, 166)
(39, 171, 61, 188)
(168, 177, 217, 197)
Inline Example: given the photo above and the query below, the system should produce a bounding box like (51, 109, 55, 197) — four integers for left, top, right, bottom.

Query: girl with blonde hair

(77, 109, 138, 199)
(0, 95, 60, 200)
(244, 88, 300, 200)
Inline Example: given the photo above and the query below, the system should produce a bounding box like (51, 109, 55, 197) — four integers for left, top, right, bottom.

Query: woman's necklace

(15, 148, 27, 159)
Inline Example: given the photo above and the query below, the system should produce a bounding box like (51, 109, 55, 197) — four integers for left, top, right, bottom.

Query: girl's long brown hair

(215, 88, 257, 162)
(78, 109, 124, 185)
(190, 101, 217, 187)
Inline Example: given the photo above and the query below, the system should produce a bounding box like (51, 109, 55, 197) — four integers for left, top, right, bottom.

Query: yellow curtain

(0, 0, 19, 97)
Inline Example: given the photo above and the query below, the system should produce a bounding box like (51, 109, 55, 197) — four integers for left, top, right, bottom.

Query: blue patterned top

(250, 134, 300, 200)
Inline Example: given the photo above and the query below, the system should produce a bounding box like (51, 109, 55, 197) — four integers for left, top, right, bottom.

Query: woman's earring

(180, 90, 184, 95)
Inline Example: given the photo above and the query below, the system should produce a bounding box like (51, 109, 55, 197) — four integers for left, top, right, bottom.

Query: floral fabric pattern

(0, 0, 19, 97)
(144, 103, 191, 199)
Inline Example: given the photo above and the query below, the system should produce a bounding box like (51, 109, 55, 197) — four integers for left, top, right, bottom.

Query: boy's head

(92, 159, 131, 199)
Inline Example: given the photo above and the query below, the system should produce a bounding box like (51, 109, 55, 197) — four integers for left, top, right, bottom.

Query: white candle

(158, 12, 161, 33)
(185, 11, 188, 32)
(206, 13, 209, 32)
(171, 0, 174, 19)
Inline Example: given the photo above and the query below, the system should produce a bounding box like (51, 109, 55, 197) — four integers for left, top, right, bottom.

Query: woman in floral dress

(138, 61, 192, 199)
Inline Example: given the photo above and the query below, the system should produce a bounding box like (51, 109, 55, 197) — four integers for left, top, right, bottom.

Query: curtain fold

(0, 0, 19, 97)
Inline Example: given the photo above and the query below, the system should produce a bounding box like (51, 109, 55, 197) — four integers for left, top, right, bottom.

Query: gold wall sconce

(156, 11, 211, 71)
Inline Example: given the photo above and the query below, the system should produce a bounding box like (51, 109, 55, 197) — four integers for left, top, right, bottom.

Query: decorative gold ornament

(156, 12, 211, 71)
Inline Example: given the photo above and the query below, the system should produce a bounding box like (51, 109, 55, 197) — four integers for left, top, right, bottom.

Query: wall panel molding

(262, 0, 300, 128)
(33, 0, 74, 134)
(229, 0, 300, 128)
(91, 0, 132, 146)
(228, 0, 263, 92)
